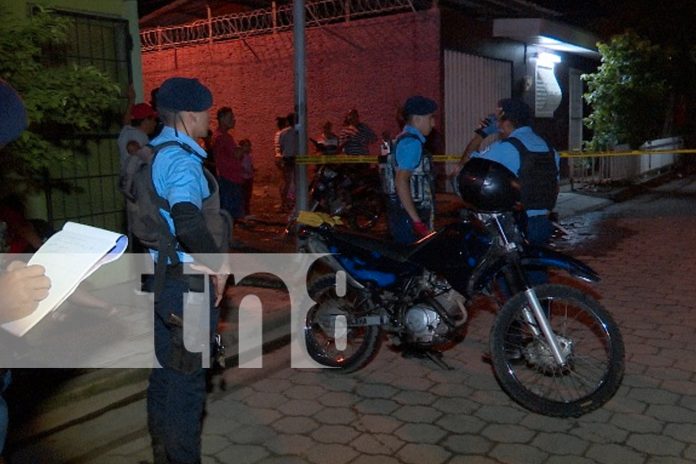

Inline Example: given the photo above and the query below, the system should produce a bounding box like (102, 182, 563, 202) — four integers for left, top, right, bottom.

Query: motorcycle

(302, 164, 384, 230)
(298, 158, 625, 418)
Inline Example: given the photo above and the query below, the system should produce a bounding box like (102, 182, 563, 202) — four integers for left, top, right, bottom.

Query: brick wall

(141, 9, 441, 185)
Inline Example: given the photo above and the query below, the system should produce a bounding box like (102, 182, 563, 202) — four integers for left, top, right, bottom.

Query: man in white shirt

(117, 102, 157, 167)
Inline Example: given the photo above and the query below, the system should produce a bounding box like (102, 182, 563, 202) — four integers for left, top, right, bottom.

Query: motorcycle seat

(330, 229, 423, 263)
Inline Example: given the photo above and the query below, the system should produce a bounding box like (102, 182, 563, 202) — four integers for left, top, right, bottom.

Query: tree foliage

(0, 7, 121, 193)
(582, 31, 670, 150)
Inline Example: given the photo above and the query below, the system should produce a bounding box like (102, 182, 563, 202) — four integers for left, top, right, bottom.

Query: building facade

(139, 0, 600, 185)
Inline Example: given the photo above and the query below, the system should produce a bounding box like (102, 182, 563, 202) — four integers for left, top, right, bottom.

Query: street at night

(2, 0, 696, 462)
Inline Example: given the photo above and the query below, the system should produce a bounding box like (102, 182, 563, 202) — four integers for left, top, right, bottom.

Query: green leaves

(582, 31, 670, 150)
(0, 7, 120, 194)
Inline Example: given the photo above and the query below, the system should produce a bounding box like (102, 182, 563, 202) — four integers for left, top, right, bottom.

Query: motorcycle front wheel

(304, 275, 381, 372)
(489, 284, 625, 417)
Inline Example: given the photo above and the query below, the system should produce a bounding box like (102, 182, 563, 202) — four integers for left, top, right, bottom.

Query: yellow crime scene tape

(294, 148, 696, 165)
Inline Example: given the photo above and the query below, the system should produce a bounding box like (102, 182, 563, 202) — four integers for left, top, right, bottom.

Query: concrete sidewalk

(555, 185, 614, 219)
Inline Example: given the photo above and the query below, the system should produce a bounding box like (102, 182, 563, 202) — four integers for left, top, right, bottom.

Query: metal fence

(47, 11, 131, 232)
(140, 0, 428, 51)
(568, 137, 684, 189)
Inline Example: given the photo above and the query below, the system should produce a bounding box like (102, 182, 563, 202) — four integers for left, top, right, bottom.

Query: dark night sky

(138, 0, 173, 17)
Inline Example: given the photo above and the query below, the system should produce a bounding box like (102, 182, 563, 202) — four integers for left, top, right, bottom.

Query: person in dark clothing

(0, 79, 51, 462)
(339, 109, 377, 156)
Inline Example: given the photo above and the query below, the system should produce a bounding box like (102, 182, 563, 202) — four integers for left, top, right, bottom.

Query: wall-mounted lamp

(536, 52, 562, 67)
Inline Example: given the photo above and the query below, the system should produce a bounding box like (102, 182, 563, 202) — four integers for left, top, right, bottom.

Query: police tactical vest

(503, 136, 558, 210)
(382, 133, 434, 210)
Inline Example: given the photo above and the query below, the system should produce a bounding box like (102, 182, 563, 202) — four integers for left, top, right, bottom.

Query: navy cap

(498, 98, 531, 126)
(156, 77, 213, 112)
(404, 95, 438, 117)
(0, 80, 28, 146)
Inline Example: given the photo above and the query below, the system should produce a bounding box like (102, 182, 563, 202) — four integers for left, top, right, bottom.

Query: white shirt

(117, 125, 150, 167)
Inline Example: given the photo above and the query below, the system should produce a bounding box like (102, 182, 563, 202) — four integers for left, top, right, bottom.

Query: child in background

(239, 138, 255, 219)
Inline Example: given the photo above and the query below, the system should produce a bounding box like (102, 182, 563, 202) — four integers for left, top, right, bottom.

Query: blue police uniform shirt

(395, 124, 426, 170)
(471, 126, 559, 217)
(150, 125, 210, 262)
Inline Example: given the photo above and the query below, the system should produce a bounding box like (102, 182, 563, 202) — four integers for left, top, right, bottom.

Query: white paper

(1, 222, 128, 337)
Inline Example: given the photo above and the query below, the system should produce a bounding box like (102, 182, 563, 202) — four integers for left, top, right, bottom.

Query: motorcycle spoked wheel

(489, 284, 625, 417)
(304, 275, 381, 373)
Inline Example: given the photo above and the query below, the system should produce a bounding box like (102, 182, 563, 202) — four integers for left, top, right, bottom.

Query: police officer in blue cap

(385, 95, 438, 243)
(145, 77, 229, 464)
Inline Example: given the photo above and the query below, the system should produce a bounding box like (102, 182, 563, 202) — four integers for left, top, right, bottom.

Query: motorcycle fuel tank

(408, 221, 494, 293)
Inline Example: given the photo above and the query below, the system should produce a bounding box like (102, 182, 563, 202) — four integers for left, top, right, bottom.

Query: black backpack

(120, 141, 232, 288)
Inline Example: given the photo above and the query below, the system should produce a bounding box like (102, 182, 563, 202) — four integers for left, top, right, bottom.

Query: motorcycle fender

(521, 245, 600, 282)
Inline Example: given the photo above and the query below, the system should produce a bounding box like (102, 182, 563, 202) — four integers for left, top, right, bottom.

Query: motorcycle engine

(404, 304, 448, 344)
(403, 278, 468, 345)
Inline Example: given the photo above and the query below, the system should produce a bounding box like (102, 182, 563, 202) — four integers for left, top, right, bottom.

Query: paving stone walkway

(84, 215, 696, 464)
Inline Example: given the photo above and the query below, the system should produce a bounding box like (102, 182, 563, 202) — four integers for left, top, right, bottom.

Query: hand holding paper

(1, 222, 127, 336)
(0, 261, 51, 323)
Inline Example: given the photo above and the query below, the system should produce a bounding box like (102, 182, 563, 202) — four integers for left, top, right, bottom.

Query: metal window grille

(44, 10, 131, 232)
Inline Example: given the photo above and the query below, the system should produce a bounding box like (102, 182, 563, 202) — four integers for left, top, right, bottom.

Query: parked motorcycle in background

(298, 158, 625, 418)
(298, 164, 384, 231)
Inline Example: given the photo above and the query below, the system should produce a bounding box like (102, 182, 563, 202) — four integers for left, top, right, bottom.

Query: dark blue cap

(498, 98, 531, 126)
(156, 77, 213, 112)
(404, 95, 438, 116)
(0, 80, 28, 146)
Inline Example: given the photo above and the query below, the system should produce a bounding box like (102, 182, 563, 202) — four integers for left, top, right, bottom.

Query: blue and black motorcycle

(298, 158, 624, 418)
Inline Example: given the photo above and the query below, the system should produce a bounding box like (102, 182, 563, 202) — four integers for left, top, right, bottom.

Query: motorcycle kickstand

(424, 350, 453, 371)
(402, 346, 453, 371)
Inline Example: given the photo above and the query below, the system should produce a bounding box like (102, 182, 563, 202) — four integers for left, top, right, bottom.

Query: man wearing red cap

(117, 102, 158, 166)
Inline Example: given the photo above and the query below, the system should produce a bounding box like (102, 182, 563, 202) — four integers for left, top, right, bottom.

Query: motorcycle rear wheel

(490, 284, 624, 417)
(304, 275, 381, 372)
(348, 196, 383, 230)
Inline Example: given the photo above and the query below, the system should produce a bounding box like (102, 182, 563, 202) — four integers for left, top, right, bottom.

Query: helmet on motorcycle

(456, 158, 521, 211)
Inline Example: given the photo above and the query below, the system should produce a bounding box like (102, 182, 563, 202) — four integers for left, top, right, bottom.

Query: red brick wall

(141, 9, 441, 184)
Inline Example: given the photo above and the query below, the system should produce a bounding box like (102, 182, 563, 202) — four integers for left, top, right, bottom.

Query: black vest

(503, 136, 558, 211)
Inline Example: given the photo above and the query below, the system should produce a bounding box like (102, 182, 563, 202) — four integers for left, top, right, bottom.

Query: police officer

(386, 95, 438, 243)
(146, 77, 228, 464)
(464, 98, 559, 249)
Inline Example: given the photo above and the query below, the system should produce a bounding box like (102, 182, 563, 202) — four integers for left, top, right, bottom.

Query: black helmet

(456, 158, 521, 211)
